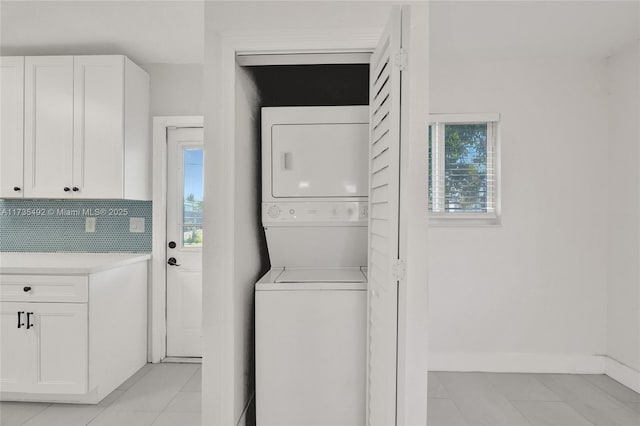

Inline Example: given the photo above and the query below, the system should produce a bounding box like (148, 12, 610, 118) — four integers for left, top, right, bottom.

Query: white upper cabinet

(73, 56, 125, 199)
(73, 56, 150, 199)
(15, 55, 150, 200)
(0, 57, 25, 198)
(24, 56, 75, 198)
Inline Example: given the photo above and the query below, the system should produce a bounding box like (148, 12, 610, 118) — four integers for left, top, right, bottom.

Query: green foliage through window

(429, 118, 497, 217)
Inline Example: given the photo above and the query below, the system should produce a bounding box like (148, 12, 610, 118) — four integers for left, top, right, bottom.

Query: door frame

(205, 19, 428, 426)
(208, 30, 381, 426)
(151, 116, 203, 363)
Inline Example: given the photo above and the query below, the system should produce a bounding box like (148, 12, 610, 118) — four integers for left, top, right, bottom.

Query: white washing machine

(256, 106, 369, 425)
(256, 267, 366, 426)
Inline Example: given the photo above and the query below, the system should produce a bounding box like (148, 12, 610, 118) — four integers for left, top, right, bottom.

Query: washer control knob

(360, 205, 369, 218)
(267, 205, 281, 218)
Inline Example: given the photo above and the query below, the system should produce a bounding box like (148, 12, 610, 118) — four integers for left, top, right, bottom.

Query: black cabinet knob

(63, 187, 71, 192)
(23, 286, 31, 292)
(72, 187, 79, 192)
(13, 186, 20, 191)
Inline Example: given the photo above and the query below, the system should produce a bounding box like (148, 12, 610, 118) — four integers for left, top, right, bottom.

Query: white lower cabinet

(1, 302, 87, 395)
(0, 259, 147, 403)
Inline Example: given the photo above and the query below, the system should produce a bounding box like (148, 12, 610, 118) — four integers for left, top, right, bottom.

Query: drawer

(0, 275, 88, 303)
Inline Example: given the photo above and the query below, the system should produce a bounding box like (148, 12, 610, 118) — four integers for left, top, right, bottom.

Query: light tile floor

(2, 365, 639, 426)
(429, 372, 640, 426)
(1, 363, 201, 426)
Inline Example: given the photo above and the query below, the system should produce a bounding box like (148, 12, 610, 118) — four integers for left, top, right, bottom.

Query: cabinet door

(29, 303, 88, 394)
(0, 57, 25, 198)
(24, 56, 74, 198)
(0, 302, 32, 393)
(73, 56, 124, 198)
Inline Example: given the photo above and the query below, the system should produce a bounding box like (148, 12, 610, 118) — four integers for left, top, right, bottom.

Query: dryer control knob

(267, 205, 281, 218)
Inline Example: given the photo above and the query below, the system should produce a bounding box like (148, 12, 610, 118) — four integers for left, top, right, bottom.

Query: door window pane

(183, 148, 203, 247)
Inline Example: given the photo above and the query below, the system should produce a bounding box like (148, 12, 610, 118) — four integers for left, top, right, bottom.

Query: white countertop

(0, 253, 151, 275)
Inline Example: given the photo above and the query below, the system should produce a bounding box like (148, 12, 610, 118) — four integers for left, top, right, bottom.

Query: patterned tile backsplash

(0, 199, 152, 253)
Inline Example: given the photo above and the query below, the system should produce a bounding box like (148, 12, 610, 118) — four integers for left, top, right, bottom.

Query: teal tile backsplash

(0, 199, 152, 253)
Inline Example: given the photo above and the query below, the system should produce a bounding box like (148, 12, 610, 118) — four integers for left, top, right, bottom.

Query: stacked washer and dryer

(256, 105, 369, 425)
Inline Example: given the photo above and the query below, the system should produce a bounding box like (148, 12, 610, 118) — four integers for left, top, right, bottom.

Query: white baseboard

(429, 352, 605, 374)
(604, 356, 640, 393)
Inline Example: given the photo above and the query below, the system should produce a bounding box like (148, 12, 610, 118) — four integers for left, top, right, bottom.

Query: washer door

(256, 288, 366, 426)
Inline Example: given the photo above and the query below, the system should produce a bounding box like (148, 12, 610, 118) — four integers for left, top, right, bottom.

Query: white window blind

(428, 113, 500, 224)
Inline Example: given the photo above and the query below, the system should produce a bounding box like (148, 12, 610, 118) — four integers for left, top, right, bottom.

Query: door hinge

(391, 258, 406, 281)
(393, 49, 408, 71)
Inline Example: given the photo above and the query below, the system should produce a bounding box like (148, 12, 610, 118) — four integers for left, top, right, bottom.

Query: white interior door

(166, 127, 204, 358)
(367, 6, 405, 426)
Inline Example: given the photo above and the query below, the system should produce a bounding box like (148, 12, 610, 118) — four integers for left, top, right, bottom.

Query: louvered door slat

(366, 6, 404, 426)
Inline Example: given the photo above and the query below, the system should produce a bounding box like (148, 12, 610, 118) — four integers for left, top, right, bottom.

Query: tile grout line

(507, 398, 539, 426)
(432, 374, 474, 426)
(17, 403, 51, 426)
(539, 374, 640, 425)
(583, 375, 640, 404)
(149, 410, 165, 426)
(179, 366, 201, 393)
(528, 373, 563, 402)
(575, 374, 640, 412)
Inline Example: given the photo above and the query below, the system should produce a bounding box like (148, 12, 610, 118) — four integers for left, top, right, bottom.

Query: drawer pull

(17, 311, 25, 328)
(23, 286, 32, 292)
(26, 312, 34, 330)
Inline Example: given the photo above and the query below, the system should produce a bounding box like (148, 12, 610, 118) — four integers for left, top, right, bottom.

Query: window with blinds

(428, 113, 500, 224)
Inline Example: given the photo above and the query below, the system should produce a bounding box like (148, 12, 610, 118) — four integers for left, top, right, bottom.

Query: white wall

(606, 42, 640, 376)
(428, 57, 610, 372)
(205, 1, 393, 33)
(140, 64, 203, 116)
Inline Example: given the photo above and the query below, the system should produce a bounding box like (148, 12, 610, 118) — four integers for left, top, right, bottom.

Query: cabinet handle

(26, 312, 34, 330)
(64, 187, 71, 192)
(23, 286, 32, 292)
(17, 311, 25, 328)
(72, 187, 79, 192)
(13, 186, 21, 191)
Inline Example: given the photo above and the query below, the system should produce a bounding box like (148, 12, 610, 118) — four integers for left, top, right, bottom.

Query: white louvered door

(367, 6, 405, 426)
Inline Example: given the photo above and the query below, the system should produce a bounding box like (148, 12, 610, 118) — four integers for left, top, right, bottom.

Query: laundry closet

(203, 4, 428, 426)
(239, 61, 370, 425)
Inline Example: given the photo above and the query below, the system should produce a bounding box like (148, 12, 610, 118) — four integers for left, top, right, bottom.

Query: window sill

(428, 214, 501, 228)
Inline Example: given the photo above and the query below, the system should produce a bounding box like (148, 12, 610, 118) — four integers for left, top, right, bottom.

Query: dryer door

(271, 122, 368, 198)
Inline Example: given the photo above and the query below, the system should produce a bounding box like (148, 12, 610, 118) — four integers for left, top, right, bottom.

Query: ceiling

(0, 1, 638, 64)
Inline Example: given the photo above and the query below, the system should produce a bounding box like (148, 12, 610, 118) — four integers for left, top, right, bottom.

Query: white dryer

(256, 106, 369, 425)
